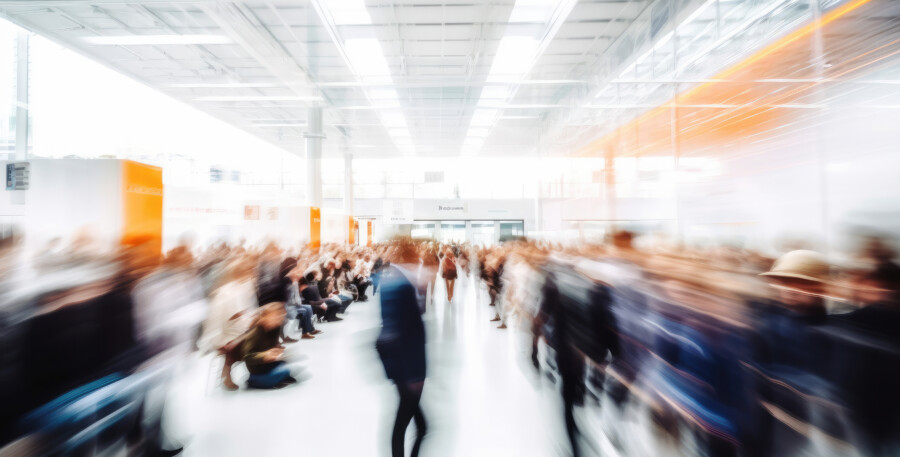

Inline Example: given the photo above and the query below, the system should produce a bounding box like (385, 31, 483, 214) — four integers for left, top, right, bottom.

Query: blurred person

(302, 271, 342, 322)
(457, 248, 470, 277)
(486, 252, 506, 323)
(198, 258, 258, 391)
(320, 259, 353, 313)
(284, 264, 321, 339)
(754, 250, 842, 456)
(833, 266, 900, 455)
(353, 255, 373, 301)
(376, 240, 428, 457)
(372, 253, 385, 295)
(131, 243, 207, 366)
(441, 247, 457, 302)
(336, 259, 359, 302)
(256, 243, 283, 307)
(242, 303, 296, 389)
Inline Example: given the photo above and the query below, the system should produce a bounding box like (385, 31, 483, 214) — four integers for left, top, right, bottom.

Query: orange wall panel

(309, 207, 321, 250)
(121, 160, 163, 253)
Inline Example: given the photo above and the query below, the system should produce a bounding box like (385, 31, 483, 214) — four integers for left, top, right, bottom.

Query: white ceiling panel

(0, 0, 654, 157)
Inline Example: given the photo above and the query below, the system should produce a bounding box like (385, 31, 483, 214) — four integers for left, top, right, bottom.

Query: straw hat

(760, 250, 830, 283)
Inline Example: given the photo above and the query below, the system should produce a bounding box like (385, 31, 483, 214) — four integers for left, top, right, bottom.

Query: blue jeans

(247, 362, 291, 389)
(287, 304, 315, 334)
(337, 294, 353, 313)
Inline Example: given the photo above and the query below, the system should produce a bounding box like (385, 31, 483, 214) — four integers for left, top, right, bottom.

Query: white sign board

(383, 199, 414, 224)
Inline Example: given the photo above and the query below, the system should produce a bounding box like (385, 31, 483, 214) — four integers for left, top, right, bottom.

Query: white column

(305, 106, 324, 208)
(343, 152, 353, 216)
(15, 31, 29, 161)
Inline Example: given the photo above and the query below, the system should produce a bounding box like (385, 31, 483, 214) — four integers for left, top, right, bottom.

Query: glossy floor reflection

(169, 273, 560, 457)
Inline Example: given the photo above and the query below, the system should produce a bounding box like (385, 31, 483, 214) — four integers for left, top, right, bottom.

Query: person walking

(441, 247, 458, 302)
(376, 241, 428, 457)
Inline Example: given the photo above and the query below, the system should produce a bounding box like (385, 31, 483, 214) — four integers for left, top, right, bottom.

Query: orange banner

(121, 160, 163, 253)
(348, 216, 356, 245)
(367, 221, 373, 247)
(309, 207, 321, 250)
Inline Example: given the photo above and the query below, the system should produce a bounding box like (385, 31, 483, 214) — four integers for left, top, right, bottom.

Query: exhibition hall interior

(1, 0, 900, 456)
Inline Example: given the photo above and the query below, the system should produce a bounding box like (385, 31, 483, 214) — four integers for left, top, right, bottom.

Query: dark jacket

(241, 326, 282, 375)
(301, 280, 326, 306)
(376, 265, 426, 384)
(318, 273, 336, 298)
(256, 260, 282, 306)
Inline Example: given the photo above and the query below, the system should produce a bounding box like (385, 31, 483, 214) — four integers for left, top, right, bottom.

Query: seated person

(302, 272, 342, 322)
(285, 268, 322, 339)
(242, 303, 296, 389)
(352, 256, 373, 301)
(321, 264, 354, 313)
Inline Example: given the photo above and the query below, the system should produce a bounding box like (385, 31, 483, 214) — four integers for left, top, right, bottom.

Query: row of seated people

(199, 244, 383, 390)
(0, 236, 386, 453)
(478, 234, 900, 457)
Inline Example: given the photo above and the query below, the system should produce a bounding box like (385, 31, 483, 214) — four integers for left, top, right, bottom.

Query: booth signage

(244, 205, 260, 220)
(6, 162, 29, 190)
(383, 199, 414, 224)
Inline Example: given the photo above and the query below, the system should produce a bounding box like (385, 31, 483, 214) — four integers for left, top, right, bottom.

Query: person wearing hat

(753, 250, 839, 456)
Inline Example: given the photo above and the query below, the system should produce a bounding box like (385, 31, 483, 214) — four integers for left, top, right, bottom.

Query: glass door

(439, 221, 466, 243)
(471, 221, 496, 246)
(411, 221, 437, 239)
(499, 221, 524, 241)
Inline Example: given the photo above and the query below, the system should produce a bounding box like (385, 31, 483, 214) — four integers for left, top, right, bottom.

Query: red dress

(441, 257, 458, 280)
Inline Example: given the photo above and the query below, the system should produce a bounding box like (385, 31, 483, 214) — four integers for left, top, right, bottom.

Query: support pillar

(305, 106, 324, 249)
(305, 106, 324, 208)
(14, 31, 28, 161)
(344, 152, 355, 244)
(343, 152, 354, 216)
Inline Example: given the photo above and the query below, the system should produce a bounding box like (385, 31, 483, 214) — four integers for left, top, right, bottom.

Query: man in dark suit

(376, 241, 427, 457)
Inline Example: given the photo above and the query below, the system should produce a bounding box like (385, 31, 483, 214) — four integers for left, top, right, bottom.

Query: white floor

(166, 274, 565, 457)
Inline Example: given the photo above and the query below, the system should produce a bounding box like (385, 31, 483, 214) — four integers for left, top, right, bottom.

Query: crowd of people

(461, 232, 900, 457)
(0, 236, 387, 454)
(3, 229, 900, 456)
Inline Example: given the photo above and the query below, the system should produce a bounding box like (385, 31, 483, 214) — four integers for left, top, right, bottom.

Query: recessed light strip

(83, 34, 232, 45)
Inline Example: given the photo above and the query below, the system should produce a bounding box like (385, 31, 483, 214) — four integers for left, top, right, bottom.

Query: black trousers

(392, 383, 427, 457)
(355, 278, 371, 299)
(324, 299, 341, 321)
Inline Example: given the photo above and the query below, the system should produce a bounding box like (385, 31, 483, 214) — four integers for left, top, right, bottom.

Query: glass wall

(439, 221, 466, 243)
(0, 20, 22, 159)
(470, 222, 496, 246)
(556, 0, 900, 251)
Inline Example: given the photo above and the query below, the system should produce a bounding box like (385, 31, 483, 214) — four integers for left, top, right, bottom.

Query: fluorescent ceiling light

(460, 0, 575, 155)
(388, 128, 411, 137)
(322, 0, 370, 25)
(468, 128, 491, 138)
(314, 0, 413, 154)
(479, 86, 511, 101)
(470, 108, 500, 127)
(509, 0, 563, 23)
(169, 83, 278, 88)
(380, 111, 408, 129)
(254, 124, 308, 128)
(84, 35, 231, 45)
(195, 96, 322, 102)
(487, 37, 540, 83)
(344, 38, 392, 84)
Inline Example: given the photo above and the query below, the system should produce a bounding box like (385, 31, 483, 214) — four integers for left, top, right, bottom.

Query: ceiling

(4, 0, 880, 161)
(0, 0, 654, 158)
